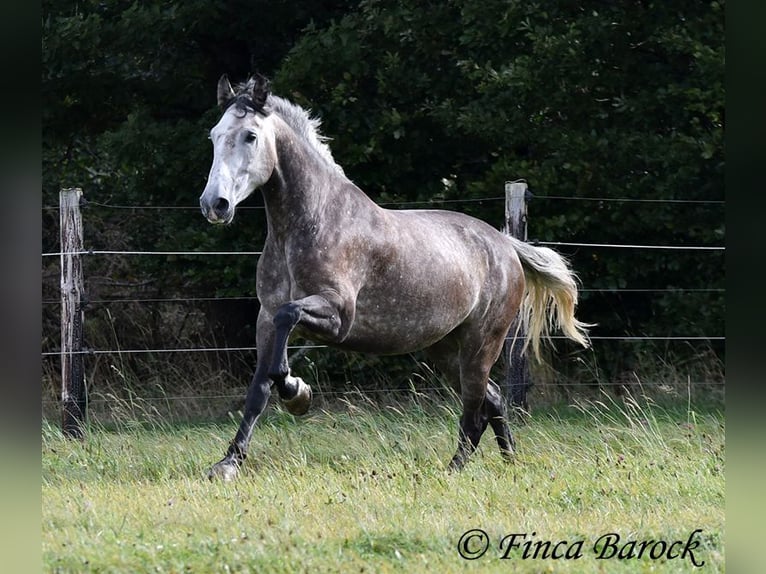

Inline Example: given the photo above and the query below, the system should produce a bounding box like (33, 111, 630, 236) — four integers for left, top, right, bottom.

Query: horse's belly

(338, 285, 473, 354)
(339, 320, 449, 355)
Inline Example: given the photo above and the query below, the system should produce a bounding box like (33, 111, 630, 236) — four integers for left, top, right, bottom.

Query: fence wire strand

(42, 193, 725, 211)
(39, 375, 727, 408)
(42, 192, 725, 365)
(41, 335, 725, 358)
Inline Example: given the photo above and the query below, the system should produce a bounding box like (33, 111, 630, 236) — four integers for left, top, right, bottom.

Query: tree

(276, 0, 724, 377)
(42, 1, 724, 400)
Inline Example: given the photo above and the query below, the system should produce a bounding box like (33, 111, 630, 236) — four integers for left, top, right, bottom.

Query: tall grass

(43, 389, 724, 573)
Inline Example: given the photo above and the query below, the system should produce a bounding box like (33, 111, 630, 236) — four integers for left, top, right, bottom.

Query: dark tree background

(42, 0, 724, 408)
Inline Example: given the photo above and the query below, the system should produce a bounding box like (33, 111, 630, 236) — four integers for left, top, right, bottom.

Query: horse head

(199, 74, 276, 224)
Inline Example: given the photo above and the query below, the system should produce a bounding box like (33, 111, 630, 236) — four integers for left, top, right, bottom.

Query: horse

(199, 74, 590, 480)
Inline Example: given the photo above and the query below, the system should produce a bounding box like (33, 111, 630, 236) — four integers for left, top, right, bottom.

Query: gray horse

(199, 75, 590, 480)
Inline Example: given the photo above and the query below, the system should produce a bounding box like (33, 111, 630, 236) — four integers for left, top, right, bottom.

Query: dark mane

(224, 75, 271, 116)
(225, 75, 344, 175)
(225, 94, 268, 117)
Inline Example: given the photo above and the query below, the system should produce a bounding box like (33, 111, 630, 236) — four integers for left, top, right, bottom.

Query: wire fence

(39, 334, 727, 358)
(41, 193, 726, 211)
(41, 288, 724, 306)
(40, 240, 724, 258)
(42, 191, 725, 396)
(39, 372, 723, 410)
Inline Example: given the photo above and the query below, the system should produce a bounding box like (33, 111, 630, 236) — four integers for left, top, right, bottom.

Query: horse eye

(245, 132, 257, 143)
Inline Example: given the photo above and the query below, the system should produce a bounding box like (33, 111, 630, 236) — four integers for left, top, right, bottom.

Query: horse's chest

(255, 252, 292, 307)
(256, 248, 324, 310)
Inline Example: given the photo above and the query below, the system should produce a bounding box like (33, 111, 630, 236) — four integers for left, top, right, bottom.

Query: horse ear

(217, 74, 235, 108)
(250, 73, 271, 110)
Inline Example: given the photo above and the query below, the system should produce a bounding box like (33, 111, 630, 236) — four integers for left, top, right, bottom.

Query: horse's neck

(261, 124, 350, 237)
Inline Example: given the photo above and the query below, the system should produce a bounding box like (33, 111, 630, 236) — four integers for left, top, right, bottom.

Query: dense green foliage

(42, 1, 724, 399)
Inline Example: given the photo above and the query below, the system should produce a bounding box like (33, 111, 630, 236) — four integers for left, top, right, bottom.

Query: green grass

(42, 395, 724, 573)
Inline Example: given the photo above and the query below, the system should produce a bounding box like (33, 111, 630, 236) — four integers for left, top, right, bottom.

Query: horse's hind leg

(485, 380, 515, 460)
(450, 380, 515, 470)
(427, 339, 502, 470)
(442, 330, 514, 471)
(450, 399, 489, 471)
(425, 340, 483, 469)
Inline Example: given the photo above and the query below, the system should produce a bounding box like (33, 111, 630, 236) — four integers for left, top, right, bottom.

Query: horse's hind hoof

(207, 459, 240, 482)
(283, 377, 312, 416)
(447, 457, 466, 473)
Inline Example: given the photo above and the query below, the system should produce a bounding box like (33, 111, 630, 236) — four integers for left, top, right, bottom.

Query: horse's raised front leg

(269, 291, 353, 415)
(208, 310, 275, 481)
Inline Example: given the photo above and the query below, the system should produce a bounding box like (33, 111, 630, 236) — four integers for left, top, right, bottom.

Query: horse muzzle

(200, 195, 234, 225)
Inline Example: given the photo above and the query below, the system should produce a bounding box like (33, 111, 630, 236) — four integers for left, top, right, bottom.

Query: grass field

(42, 392, 724, 572)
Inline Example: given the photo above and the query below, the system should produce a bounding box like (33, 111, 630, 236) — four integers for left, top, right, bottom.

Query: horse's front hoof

(207, 459, 240, 482)
(283, 377, 312, 416)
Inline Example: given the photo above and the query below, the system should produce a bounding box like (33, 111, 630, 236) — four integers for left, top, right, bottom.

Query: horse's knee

(273, 303, 301, 331)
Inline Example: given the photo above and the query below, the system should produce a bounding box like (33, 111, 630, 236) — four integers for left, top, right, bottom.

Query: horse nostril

(213, 197, 229, 217)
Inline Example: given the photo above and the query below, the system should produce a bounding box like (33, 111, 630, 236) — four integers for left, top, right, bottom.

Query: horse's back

(338, 207, 523, 354)
(382, 208, 522, 284)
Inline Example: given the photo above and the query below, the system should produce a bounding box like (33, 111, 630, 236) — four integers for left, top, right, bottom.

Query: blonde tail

(509, 236, 592, 362)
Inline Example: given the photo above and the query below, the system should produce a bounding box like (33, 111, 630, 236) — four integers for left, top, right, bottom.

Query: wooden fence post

(503, 181, 532, 416)
(60, 187, 87, 438)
